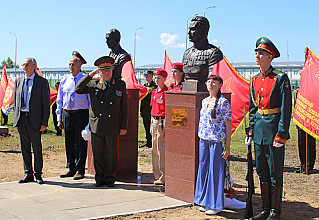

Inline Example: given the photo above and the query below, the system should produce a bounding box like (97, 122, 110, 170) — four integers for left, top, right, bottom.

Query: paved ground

(0, 175, 190, 220)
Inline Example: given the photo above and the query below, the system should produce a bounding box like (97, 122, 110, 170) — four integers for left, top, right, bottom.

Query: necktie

(69, 77, 76, 109)
(21, 79, 30, 109)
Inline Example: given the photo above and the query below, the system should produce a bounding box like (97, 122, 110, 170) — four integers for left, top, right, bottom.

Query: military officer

(140, 70, 157, 148)
(246, 37, 292, 220)
(75, 56, 128, 187)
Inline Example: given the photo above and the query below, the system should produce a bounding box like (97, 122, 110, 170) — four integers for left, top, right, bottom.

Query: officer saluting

(246, 37, 292, 220)
(75, 56, 128, 187)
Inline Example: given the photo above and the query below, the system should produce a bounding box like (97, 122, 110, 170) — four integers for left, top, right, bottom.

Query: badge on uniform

(116, 90, 122, 96)
(157, 99, 163, 104)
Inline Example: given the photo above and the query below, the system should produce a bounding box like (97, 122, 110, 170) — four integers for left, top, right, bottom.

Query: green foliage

(0, 57, 19, 69)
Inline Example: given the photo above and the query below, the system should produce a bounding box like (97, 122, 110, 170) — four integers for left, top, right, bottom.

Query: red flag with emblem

(163, 51, 174, 87)
(121, 58, 148, 100)
(293, 47, 319, 139)
(211, 56, 250, 135)
(36, 68, 58, 106)
(0, 65, 8, 109)
(2, 73, 15, 115)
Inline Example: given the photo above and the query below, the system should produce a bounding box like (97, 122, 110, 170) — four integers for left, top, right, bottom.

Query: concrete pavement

(0, 175, 190, 220)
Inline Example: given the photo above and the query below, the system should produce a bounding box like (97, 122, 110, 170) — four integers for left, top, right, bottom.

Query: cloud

(212, 39, 227, 44)
(133, 35, 142, 40)
(160, 33, 185, 48)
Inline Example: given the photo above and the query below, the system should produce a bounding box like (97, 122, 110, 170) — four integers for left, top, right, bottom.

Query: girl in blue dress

(194, 75, 232, 215)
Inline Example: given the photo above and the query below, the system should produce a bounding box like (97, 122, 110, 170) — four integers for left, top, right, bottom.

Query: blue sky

(1, 0, 318, 68)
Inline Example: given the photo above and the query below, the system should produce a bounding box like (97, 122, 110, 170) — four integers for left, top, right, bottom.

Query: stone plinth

(87, 89, 139, 178)
(165, 91, 231, 203)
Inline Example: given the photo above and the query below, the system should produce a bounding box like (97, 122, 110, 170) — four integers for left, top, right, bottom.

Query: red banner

(121, 58, 148, 100)
(163, 51, 174, 87)
(293, 48, 319, 139)
(36, 68, 58, 106)
(0, 65, 8, 109)
(211, 56, 250, 135)
(2, 73, 15, 115)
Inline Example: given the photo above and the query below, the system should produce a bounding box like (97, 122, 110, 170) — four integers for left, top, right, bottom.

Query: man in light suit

(13, 58, 50, 184)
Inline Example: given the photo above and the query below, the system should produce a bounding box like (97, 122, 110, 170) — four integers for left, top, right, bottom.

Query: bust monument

(182, 16, 223, 91)
(105, 29, 131, 79)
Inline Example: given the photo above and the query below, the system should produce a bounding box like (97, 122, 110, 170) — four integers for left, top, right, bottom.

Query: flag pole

(305, 134, 309, 175)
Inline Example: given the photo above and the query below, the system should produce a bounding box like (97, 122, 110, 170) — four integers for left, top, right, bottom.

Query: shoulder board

(273, 69, 284, 76)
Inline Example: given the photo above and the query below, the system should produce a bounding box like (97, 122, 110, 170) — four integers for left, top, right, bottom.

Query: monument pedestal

(165, 91, 231, 203)
(87, 89, 139, 178)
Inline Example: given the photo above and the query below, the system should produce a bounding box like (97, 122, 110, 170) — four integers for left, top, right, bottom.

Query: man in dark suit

(13, 58, 50, 184)
(75, 56, 127, 187)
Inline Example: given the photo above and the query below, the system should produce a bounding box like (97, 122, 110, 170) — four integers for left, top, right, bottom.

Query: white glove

(245, 137, 252, 145)
(273, 141, 284, 148)
(245, 137, 252, 151)
(81, 123, 91, 141)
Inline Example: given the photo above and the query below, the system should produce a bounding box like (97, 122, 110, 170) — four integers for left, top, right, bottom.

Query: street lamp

(9, 32, 17, 76)
(186, 13, 199, 50)
(134, 27, 144, 68)
(204, 6, 216, 17)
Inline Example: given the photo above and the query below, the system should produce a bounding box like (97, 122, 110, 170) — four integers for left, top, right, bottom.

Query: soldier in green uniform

(75, 56, 128, 187)
(246, 37, 292, 220)
(140, 71, 157, 148)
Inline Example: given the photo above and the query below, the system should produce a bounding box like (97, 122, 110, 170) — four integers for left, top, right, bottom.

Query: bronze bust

(182, 16, 223, 84)
(105, 29, 131, 79)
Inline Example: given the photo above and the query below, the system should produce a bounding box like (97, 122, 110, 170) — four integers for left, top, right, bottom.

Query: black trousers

(297, 127, 316, 169)
(91, 133, 118, 183)
(1, 111, 8, 125)
(63, 109, 89, 174)
(141, 111, 152, 147)
(52, 103, 62, 135)
(17, 113, 43, 178)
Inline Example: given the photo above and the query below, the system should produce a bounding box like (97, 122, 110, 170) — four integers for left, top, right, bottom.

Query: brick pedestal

(165, 91, 231, 203)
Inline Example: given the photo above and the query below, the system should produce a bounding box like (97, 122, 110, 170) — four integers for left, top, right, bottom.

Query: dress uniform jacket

(140, 81, 157, 116)
(75, 74, 128, 135)
(249, 66, 292, 145)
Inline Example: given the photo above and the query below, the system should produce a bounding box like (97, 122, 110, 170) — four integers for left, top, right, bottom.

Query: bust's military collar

(193, 39, 209, 49)
(111, 45, 123, 53)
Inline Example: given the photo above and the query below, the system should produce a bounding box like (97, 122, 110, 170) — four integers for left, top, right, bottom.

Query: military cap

(255, 37, 280, 58)
(94, 56, 115, 69)
(72, 51, 87, 64)
(153, 69, 168, 78)
(144, 70, 153, 75)
(172, 62, 183, 72)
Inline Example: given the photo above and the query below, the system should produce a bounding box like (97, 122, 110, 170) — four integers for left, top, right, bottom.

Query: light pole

(186, 13, 199, 50)
(134, 27, 143, 68)
(204, 6, 216, 17)
(9, 32, 17, 76)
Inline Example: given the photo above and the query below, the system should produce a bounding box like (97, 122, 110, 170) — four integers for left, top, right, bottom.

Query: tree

(0, 57, 19, 69)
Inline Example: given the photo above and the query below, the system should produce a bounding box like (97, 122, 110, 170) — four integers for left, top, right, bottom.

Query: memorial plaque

(172, 109, 188, 127)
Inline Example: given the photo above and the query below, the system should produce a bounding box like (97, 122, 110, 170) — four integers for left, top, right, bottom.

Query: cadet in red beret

(169, 62, 185, 92)
(150, 69, 168, 186)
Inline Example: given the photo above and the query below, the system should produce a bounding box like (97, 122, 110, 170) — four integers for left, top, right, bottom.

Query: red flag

(163, 51, 174, 87)
(36, 68, 58, 106)
(2, 73, 15, 115)
(0, 65, 8, 109)
(121, 58, 148, 100)
(211, 56, 250, 135)
(293, 48, 319, 139)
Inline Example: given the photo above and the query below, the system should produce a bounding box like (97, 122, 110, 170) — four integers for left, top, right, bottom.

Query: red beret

(172, 62, 183, 72)
(153, 69, 168, 78)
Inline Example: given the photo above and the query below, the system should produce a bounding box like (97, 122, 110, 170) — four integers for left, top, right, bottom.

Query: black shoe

(36, 177, 44, 184)
(60, 171, 76, 178)
(18, 175, 34, 183)
(105, 181, 115, 187)
(95, 181, 105, 187)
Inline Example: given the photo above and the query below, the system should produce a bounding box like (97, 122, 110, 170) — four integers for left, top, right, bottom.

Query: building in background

(0, 61, 302, 90)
